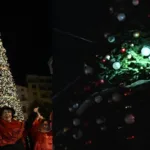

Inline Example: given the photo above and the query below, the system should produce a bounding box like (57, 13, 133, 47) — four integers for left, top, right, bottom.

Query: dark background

(0, 15, 50, 85)
(52, 1, 110, 94)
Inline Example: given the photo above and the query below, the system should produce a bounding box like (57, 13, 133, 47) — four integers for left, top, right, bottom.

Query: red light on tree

(121, 48, 126, 53)
(127, 136, 135, 140)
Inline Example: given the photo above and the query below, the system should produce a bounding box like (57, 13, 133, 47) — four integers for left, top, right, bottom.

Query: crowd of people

(0, 106, 53, 150)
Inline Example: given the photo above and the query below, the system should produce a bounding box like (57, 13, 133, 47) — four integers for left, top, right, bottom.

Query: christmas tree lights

(97, 30, 150, 87)
(0, 39, 24, 120)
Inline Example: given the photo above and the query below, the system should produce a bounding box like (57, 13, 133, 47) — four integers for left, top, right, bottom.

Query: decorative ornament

(130, 43, 134, 47)
(117, 13, 126, 22)
(84, 64, 93, 75)
(104, 33, 110, 38)
(63, 127, 70, 132)
(85, 140, 92, 145)
(100, 125, 107, 131)
(96, 117, 106, 124)
(94, 95, 103, 103)
(132, 0, 139, 6)
(100, 79, 104, 84)
(73, 130, 83, 139)
(64, 147, 68, 150)
(125, 106, 132, 109)
(73, 103, 79, 109)
(110, 58, 116, 63)
(68, 107, 73, 112)
(121, 48, 126, 53)
(133, 32, 140, 38)
(127, 54, 132, 59)
(102, 59, 106, 63)
(141, 46, 150, 56)
(109, 7, 113, 14)
(108, 36, 115, 43)
(112, 93, 122, 102)
(140, 67, 143, 69)
(124, 114, 135, 124)
(105, 55, 110, 60)
(126, 136, 135, 140)
(112, 62, 121, 70)
(73, 118, 80, 126)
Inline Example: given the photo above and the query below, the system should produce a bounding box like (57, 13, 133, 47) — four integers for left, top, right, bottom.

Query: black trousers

(0, 139, 25, 150)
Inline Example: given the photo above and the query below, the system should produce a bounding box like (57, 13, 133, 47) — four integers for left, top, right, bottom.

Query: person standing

(30, 107, 53, 150)
(0, 106, 25, 150)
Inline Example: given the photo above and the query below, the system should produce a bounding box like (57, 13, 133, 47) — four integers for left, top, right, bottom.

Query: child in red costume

(30, 108, 53, 150)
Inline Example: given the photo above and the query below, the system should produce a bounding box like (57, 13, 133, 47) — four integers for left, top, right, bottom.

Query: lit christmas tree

(0, 39, 24, 120)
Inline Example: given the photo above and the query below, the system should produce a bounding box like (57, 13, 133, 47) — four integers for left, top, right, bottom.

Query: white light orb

(130, 43, 134, 47)
(133, 32, 140, 38)
(117, 13, 126, 22)
(141, 46, 150, 56)
(112, 62, 121, 70)
(127, 54, 132, 59)
(105, 55, 110, 60)
(132, 0, 139, 6)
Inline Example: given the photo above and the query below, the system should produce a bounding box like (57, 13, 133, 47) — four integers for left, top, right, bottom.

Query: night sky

(1, 15, 51, 85)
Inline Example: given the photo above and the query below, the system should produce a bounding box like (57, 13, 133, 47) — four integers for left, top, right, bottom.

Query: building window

(22, 106, 26, 113)
(39, 85, 47, 90)
(32, 84, 36, 88)
(27, 79, 38, 83)
(40, 93, 50, 98)
(46, 79, 51, 82)
(33, 92, 37, 96)
(21, 95, 26, 101)
(39, 79, 45, 83)
(47, 85, 52, 90)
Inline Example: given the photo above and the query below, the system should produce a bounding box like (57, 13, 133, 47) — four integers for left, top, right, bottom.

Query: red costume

(30, 118, 53, 150)
(0, 119, 24, 146)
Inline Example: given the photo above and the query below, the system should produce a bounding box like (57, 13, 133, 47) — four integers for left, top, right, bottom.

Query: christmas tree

(53, 0, 150, 150)
(0, 39, 24, 120)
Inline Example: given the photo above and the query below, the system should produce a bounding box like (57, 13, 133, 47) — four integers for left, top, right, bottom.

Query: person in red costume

(0, 106, 25, 150)
(30, 107, 53, 150)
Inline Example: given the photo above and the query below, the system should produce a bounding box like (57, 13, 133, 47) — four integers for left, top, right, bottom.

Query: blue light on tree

(112, 62, 121, 70)
(141, 46, 150, 56)
(117, 13, 126, 22)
